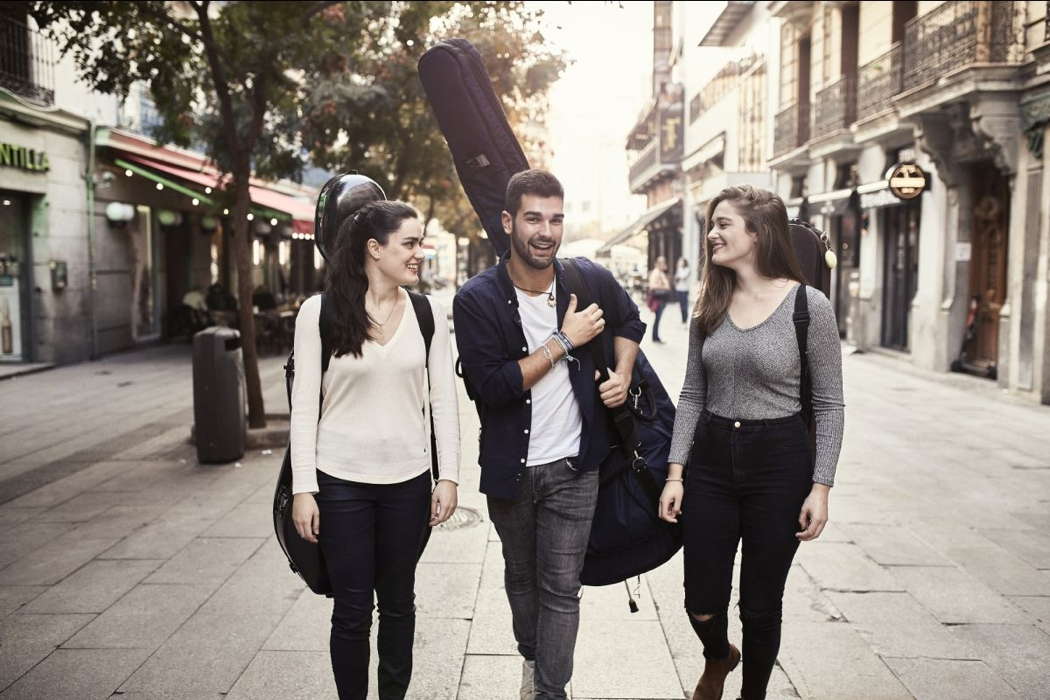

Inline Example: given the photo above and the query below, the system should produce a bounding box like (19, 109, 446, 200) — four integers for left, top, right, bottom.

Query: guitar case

(418, 38, 529, 257)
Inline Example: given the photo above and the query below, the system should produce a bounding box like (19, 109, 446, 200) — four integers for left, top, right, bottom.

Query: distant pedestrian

(289, 200, 460, 700)
(648, 256, 671, 343)
(674, 257, 691, 325)
(658, 185, 844, 700)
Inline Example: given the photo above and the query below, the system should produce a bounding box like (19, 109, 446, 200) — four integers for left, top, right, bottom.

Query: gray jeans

(487, 458, 599, 700)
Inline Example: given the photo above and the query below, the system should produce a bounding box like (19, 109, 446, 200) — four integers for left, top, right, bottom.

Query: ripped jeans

(682, 411, 813, 700)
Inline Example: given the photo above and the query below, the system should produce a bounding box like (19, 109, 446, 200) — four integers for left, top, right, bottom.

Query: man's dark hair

(505, 169, 564, 216)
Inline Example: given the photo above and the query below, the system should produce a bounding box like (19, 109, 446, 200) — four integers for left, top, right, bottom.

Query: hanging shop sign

(886, 162, 927, 200)
(0, 142, 50, 172)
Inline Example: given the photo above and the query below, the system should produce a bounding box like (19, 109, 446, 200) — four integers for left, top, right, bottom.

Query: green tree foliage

(301, 2, 566, 237)
(31, 0, 377, 428)
(31, 0, 565, 424)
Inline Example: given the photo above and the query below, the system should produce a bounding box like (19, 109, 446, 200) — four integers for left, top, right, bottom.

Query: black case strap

(792, 284, 813, 431)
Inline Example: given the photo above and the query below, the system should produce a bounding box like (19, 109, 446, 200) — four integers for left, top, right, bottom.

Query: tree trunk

(230, 164, 267, 429)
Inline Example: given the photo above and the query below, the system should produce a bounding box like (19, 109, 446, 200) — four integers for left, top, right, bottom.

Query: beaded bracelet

(553, 329, 575, 352)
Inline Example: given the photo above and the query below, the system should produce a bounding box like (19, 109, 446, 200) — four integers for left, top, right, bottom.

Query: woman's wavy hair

(325, 200, 418, 358)
(693, 185, 804, 335)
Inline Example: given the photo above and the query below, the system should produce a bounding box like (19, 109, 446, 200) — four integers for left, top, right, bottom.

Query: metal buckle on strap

(629, 385, 642, 411)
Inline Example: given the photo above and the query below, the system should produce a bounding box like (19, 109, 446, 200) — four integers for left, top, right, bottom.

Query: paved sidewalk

(0, 306, 1048, 699)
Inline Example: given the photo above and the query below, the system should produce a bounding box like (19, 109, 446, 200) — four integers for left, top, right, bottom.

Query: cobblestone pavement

(0, 300, 1048, 699)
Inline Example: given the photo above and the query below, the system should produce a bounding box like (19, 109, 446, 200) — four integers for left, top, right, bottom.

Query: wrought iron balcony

(814, 74, 856, 135)
(0, 15, 56, 106)
(857, 43, 903, 122)
(773, 101, 810, 158)
(903, 0, 1019, 91)
(628, 139, 659, 192)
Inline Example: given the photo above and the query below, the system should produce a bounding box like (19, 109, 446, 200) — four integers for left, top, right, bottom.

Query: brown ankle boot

(691, 644, 741, 700)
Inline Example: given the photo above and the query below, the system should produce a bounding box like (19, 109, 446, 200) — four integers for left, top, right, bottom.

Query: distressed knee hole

(689, 611, 715, 623)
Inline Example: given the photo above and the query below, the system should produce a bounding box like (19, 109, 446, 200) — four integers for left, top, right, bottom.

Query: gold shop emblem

(886, 162, 927, 200)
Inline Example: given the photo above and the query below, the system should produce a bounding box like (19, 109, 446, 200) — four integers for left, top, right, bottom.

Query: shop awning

(597, 198, 681, 255)
(117, 154, 316, 234)
(808, 188, 857, 217)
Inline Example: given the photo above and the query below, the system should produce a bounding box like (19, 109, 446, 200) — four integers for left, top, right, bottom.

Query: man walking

(453, 169, 645, 699)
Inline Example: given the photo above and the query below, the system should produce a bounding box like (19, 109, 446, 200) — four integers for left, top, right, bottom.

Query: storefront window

(130, 205, 159, 341)
(0, 192, 27, 361)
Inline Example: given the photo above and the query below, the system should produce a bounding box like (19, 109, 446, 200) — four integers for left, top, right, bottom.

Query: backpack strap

(407, 290, 435, 360)
(407, 291, 440, 482)
(792, 284, 813, 431)
(319, 292, 334, 374)
(558, 258, 609, 383)
(560, 259, 657, 498)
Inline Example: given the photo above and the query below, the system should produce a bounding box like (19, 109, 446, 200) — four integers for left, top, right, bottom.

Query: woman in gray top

(658, 185, 844, 700)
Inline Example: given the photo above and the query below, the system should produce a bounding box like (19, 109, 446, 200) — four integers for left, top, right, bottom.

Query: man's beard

(510, 228, 559, 270)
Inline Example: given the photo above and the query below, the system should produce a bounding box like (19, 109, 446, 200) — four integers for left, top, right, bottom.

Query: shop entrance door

(966, 166, 1010, 376)
(880, 201, 921, 351)
(832, 208, 861, 338)
(0, 192, 29, 362)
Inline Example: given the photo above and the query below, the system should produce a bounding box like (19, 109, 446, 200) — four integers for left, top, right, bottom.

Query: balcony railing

(0, 15, 56, 106)
(628, 139, 658, 190)
(814, 74, 857, 135)
(903, 0, 1018, 91)
(857, 43, 903, 122)
(773, 101, 810, 158)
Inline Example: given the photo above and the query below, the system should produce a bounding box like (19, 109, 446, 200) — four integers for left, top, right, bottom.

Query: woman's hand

(292, 492, 320, 544)
(797, 483, 830, 541)
(659, 479, 684, 523)
(431, 480, 458, 526)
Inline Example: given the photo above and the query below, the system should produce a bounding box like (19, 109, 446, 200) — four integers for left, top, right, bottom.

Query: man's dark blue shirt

(453, 256, 646, 500)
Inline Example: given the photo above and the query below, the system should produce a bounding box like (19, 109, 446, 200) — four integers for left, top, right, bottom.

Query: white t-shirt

(674, 265, 690, 292)
(515, 283, 583, 466)
(289, 290, 460, 494)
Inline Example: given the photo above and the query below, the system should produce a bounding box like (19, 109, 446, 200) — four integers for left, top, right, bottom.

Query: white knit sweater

(289, 290, 460, 494)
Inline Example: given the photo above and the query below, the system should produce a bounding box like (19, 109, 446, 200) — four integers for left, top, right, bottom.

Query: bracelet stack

(549, 330, 574, 357)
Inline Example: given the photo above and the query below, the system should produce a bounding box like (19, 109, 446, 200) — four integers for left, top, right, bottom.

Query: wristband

(554, 329, 575, 351)
(665, 477, 684, 483)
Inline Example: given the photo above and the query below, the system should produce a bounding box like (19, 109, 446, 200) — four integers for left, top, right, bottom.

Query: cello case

(418, 38, 529, 257)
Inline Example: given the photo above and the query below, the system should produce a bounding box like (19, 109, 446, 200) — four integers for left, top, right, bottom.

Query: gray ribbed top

(668, 284, 845, 486)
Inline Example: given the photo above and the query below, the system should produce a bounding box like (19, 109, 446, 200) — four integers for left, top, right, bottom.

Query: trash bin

(192, 326, 246, 463)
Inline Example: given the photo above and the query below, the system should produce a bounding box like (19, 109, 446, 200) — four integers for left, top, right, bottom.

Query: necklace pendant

(547, 294, 556, 308)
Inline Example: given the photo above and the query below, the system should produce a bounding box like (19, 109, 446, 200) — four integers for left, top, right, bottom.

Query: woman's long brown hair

(693, 185, 805, 335)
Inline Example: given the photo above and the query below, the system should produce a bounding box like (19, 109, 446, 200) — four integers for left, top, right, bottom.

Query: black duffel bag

(560, 260, 682, 599)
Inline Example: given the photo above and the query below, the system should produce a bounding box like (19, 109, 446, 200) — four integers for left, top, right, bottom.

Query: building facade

(768, 0, 1050, 405)
(631, 1, 1050, 405)
(1, 9, 320, 368)
(608, 0, 685, 273)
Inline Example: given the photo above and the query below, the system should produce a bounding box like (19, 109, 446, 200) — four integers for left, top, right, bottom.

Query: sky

(532, 1, 654, 239)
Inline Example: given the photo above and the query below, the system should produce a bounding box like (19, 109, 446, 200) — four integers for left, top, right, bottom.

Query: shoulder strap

(407, 290, 435, 365)
(559, 258, 610, 383)
(319, 292, 334, 374)
(407, 290, 440, 482)
(792, 284, 812, 429)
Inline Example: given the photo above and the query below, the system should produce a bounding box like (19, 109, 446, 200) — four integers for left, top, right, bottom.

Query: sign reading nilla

(0, 143, 50, 172)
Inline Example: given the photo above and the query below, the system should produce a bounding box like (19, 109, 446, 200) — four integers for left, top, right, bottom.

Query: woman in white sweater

(289, 200, 460, 700)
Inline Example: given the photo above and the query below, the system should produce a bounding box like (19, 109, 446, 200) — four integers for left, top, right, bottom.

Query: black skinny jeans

(315, 469, 431, 700)
(682, 411, 813, 700)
